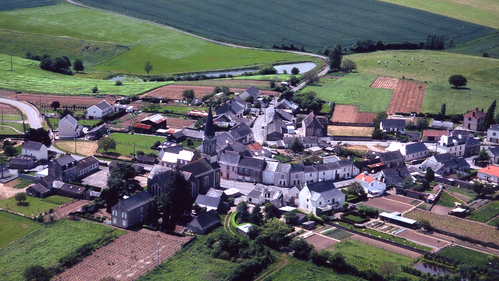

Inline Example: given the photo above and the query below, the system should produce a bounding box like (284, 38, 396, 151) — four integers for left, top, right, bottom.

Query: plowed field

(370, 77, 399, 89)
(387, 81, 426, 115)
(0, 90, 115, 107)
(331, 105, 376, 124)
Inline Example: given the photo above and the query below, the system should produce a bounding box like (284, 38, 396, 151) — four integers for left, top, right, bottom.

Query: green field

(448, 32, 499, 59)
(0, 218, 125, 281)
(348, 50, 499, 114)
(437, 246, 490, 266)
(303, 74, 393, 113)
(76, 0, 494, 52)
(467, 201, 499, 223)
(0, 195, 73, 216)
(446, 187, 477, 203)
(101, 133, 165, 156)
(0, 211, 42, 249)
(0, 0, 62, 11)
(378, 0, 499, 28)
(437, 191, 465, 208)
(0, 114, 22, 121)
(327, 240, 415, 278)
(0, 4, 306, 77)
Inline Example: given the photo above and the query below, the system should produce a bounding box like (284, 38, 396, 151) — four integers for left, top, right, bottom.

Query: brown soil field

(328, 125, 373, 137)
(370, 77, 399, 89)
(0, 102, 21, 114)
(167, 118, 196, 129)
(331, 105, 376, 124)
(431, 205, 453, 216)
(361, 197, 414, 213)
(387, 80, 426, 115)
(305, 234, 338, 251)
(177, 79, 279, 94)
(350, 234, 422, 258)
(0, 90, 116, 107)
(55, 141, 98, 156)
(54, 229, 192, 281)
(397, 230, 450, 249)
(385, 194, 420, 205)
(117, 112, 151, 127)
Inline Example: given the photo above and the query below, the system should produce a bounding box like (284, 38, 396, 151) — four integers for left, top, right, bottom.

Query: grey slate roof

(60, 114, 78, 126)
(275, 163, 291, 173)
(161, 144, 184, 154)
(204, 106, 215, 138)
(404, 142, 428, 155)
(179, 158, 216, 177)
(23, 141, 44, 151)
(206, 188, 225, 198)
(219, 151, 241, 166)
(77, 156, 99, 169)
(119, 191, 153, 211)
(54, 155, 77, 166)
(304, 165, 317, 173)
(187, 210, 220, 234)
(148, 165, 172, 186)
(95, 100, 112, 111)
(264, 161, 278, 172)
(381, 119, 406, 129)
(195, 194, 221, 209)
(239, 85, 260, 100)
(380, 151, 404, 163)
(380, 168, 411, 187)
(305, 181, 344, 199)
(229, 123, 252, 140)
(290, 163, 305, 173)
(488, 147, 499, 157)
(238, 157, 265, 170)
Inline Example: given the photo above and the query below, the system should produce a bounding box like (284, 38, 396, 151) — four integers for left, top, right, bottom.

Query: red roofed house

(422, 130, 449, 142)
(133, 123, 153, 134)
(355, 173, 386, 197)
(477, 165, 499, 184)
(463, 108, 486, 131)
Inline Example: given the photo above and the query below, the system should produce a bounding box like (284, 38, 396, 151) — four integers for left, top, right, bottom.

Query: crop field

(76, 0, 494, 52)
(386, 80, 426, 114)
(405, 209, 499, 244)
(304, 74, 393, 113)
(0, 0, 61, 11)
(331, 105, 377, 124)
(448, 32, 499, 59)
(377, 0, 499, 28)
(0, 219, 125, 281)
(467, 201, 499, 223)
(0, 4, 305, 76)
(0, 195, 73, 216)
(321, 227, 353, 240)
(438, 246, 490, 266)
(0, 211, 42, 249)
(55, 140, 98, 157)
(328, 126, 374, 137)
(348, 50, 499, 114)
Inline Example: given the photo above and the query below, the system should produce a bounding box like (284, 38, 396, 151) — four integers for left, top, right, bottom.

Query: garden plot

(305, 234, 339, 251)
(370, 77, 399, 89)
(385, 194, 421, 205)
(320, 227, 353, 240)
(387, 80, 426, 115)
(361, 197, 414, 213)
(397, 230, 450, 250)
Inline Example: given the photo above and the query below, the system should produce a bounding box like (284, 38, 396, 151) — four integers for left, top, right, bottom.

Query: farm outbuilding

(379, 212, 416, 229)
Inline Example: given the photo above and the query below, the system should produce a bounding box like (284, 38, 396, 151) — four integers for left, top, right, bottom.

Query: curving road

(0, 98, 42, 129)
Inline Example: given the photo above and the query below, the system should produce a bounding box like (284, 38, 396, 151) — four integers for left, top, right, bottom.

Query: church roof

(204, 105, 215, 138)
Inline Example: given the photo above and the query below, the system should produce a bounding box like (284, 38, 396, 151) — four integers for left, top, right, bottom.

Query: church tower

(202, 105, 217, 162)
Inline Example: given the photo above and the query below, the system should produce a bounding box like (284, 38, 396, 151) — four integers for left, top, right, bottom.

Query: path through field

(54, 229, 193, 281)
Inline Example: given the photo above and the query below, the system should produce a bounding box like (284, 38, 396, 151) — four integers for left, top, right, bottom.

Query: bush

(92, 86, 99, 93)
(115, 81, 122, 86)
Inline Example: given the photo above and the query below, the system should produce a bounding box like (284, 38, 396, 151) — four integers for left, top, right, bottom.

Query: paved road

(252, 113, 266, 144)
(0, 98, 42, 129)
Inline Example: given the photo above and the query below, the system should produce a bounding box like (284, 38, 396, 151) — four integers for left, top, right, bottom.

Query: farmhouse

(355, 173, 386, 197)
(463, 108, 485, 131)
(301, 112, 327, 137)
(49, 154, 78, 182)
(400, 142, 429, 161)
(421, 153, 470, 175)
(239, 85, 260, 101)
(298, 181, 345, 216)
(22, 141, 48, 160)
(379, 150, 405, 168)
(86, 100, 112, 119)
(438, 135, 465, 157)
(422, 130, 448, 142)
(58, 114, 84, 140)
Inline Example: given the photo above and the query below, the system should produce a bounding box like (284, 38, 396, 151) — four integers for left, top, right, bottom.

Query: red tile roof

(423, 130, 449, 137)
(355, 174, 375, 183)
(463, 109, 486, 119)
(478, 165, 499, 177)
(246, 142, 263, 151)
(133, 123, 152, 130)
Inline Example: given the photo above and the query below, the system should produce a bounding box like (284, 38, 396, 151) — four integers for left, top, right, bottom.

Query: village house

(229, 122, 254, 144)
(22, 141, 48, 160)
(355, 173, 386, 197)
(48, 154, 78, 182)
(86, 100, 112, 119)
(301, 112, 327, 137)
(186, 210, 221, 235)
(400, 142, 429, 162)
(380, 119, 406, 134)
(487, 147, 499, 164)
(379, 150, 405, 168)
(194, 194, 223, 212)
(298, 181, 345, 216)
(463, 108, 485, 131)
(247, 184, 283, 208)
(422, 130, 448, 142)
(438, 135, 465, 157)
(477, 165, 499, 184)
(239, 85, 260, 101)
(219, 151, 240, 180)
(487, 124, 499, 143)
(421, 153, 470, 175)
(377, 167, 411, 189)
(237, 156, 266, 183)
(76, 156, 100, 178)
(8, 155, 37, 170)
(111, 191, 154, 229)
(58, 114, 84, 140)
(430, 120, 454, 130)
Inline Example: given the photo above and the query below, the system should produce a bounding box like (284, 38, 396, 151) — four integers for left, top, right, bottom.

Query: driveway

(0, 98, 42, 129)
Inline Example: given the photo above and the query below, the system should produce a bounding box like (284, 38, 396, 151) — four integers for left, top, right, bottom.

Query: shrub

(92, 86, 99, 93)
(115, 81, 122, 86)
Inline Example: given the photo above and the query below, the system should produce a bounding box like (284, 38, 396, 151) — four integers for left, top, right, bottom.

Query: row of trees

(26, 53, 84, 75)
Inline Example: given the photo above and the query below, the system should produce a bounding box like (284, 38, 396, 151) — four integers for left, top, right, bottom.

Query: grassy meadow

(436, 191, 465, 208)
(0, 219, 125, 281)
(437, 246, 490, 267)
(99, 133, 165, 156)
(0, 211, 42, 249)
(467, 201, 499, 223)
(0, 195, 73, 216)
(0, 0, 62, 12)
(76, 0, 494, 52)
(303, 73, 393, 113)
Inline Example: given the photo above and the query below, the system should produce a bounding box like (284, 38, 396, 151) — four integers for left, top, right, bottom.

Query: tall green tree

(23, 265, 52, 281)
(289, 238, 314, 260)
(144, 61, 153, 74)
(249, 203, 263, 225)
(161, 168, 191, 231)
(424, 167, 435, 182)
(290, 137, 304, 153)
(98, 137, 117, 153)
(328, 43, 342, 70)
(439, 103, 446, 120)
(483, 100, 496, 130)
(15, 192, 27, 205)
(105, 162, 141, 211)
(73, 59, 84, 73)
(25, 128, 52, 147)
(449, 75, 467, 88)
(236, 201, 249, 223)
(182, 89, 195, 101)
(50, 101, 60, 111)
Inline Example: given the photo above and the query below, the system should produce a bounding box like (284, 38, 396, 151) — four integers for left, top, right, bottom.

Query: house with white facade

(439, 135, 465, 157)
(355, 173, 386, 197)
(86, 100, 112, 119)
(477, 165, 499, 184)
(380, 119, 405, 134)
(22, 141, 48, 160)
(401, 142, 429, 162)
(58, 114, 84, 140)
(487, 124, 499, 144)
(298, 181, 345, 216)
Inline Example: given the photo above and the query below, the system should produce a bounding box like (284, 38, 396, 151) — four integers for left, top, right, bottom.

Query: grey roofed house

(224, 142, 252, 157)
(304, 165, 317, 173)
(111, 191, 154, 229)
(275, 109, 294, 122)
(404, 142, 428, 155)
(379, 150, 405, 168)
(219, 150, 241, 166)
(27, 183, 51, 198)
(239, 85, 260, 101)
(186, 210, 221, 235)
(161, 144, 184, 154)
(247, 184, 283, 205)
(450, 130, 474, 139)
(305, 180, 344, 200)
(181, 128, 204, 141)
(95, 100, 112, 111)
(266, 119, 285, 141)
(378, 167, 411, 188)
(54, 154, 77, 167)
(52, 180, 86, 199)
(276, 163, 291, 173)
(487, 147, 499, 164)
(430, 120, 454, 130)
(229, 122, 253, 144)
(238, 156, 266, 171)
(8, 155, 37, 169)
(206, 188, 227, 200)
(232, 95, 249, 107)
(191, 98, 203, 106)
(22, 141, 44, 152)
(421, 153, 470, 174)
(195, 194, 222, 211)
(275, 99, 299, 111)
(380, 119, 406, 132)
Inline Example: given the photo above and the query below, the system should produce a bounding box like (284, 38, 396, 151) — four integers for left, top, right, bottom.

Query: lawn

(438, 246, 490, 267)
(0, 114, 22, 121)
(76, 0, 494, 52)
(0, 4, 306, 77)
(181, 139, 202, 150)
(6, 178, 35, 189)
(327, 239, 415, 278)
(78, 119, 101, 127)
(54, 140, 98, 157)
(343, 214, 367, 223)
(0, 218, 125, 281)
(436, 191, 464, 208)
(467, 201, 499, 223)
(0, 211, 42, 249)
(0, 195, 73, 216)
(303, 74, 393, 113)
(446, 187, 477, 203)
(101, 133, 165, 156)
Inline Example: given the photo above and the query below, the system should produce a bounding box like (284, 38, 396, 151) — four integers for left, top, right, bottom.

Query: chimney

(362, 175, 365, 181)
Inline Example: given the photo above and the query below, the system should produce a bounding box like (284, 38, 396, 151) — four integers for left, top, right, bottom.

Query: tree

(328, 43, 342, 70)
(106, 162, 140, 204)
(475, 147, 490, 164)
(346, 181, 365, 196)
(3, 144, 17, 156)
(284, 209, 297, 224)
(289, 238, 314, 260)
(15, 192, 27, 205)
(440, 103, 446, 120)
(25, 128, 51, 147)
(186, 138, 194, 147)
(236, 201, 249, 223)
(416, 118, 429, 131)
(144, 61, 153, 74)
(263, 203, 281, 221)
(416, 219, 433, 231)
(182, 89, 195, 101)
(483, 100, 496, 130)
(290, 137, 304, 153)
(249, 203, 263, 225)
(23, 265, 52, 281)
(257, 218, 293, 249)
(449, 75, 467, 88)
(160, 168, 192, 231)
(92, 86, 98, 93)
(424, 167, 435, 182)
(340, 59, 357, 73)
(402, 175, 414, 189)
(379, 261, 398, 278)
(98, 137, 117, 153)
(50, 101, 60, 111)
(291, 67, 300, 75)
(73, 59, 84, 73)
(288, 75, 300, 87)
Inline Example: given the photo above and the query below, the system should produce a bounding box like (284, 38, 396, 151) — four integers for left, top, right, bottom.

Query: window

(203, 176, 209, 187)
(281, 175, 284, 179)
(112, 210, 117, 216)
(122, 212, 127, 219)
(112, 218, 117, 224)
(226, 166, 229, 170)
(295, 174, 298, 178)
